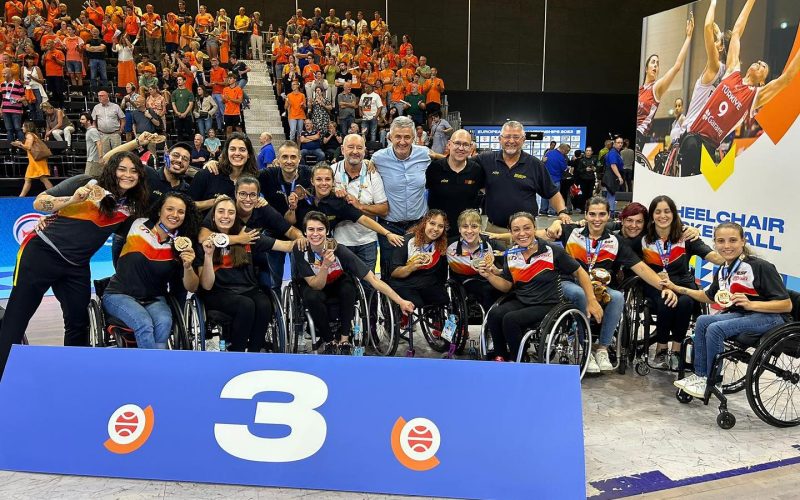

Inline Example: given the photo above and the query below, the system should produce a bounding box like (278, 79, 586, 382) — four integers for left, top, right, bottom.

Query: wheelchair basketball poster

(633, 0, 800, 286)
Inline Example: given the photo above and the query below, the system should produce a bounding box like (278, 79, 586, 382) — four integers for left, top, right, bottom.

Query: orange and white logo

(103, 404, 154, 454)
(390, 417, 440, 471)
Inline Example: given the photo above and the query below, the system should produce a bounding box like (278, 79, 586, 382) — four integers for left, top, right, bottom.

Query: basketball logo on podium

(104, 404, 155, 454)
(390, 417, 441, 471)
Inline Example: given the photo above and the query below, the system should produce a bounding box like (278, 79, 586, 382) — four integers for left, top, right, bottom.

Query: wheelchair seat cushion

(731, 330, 763, 348)
(105, 315, 133, 331)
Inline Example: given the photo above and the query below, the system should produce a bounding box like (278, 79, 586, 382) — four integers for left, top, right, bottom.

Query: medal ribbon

(585, 237, 604, 272)
(720, 257, 743, 291)
(340, 162, 366, 202)
(655, 239, 672, 270)
(157, 222, 178, 243)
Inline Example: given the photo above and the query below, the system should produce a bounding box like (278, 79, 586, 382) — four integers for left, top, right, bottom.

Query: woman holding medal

(544, 197, 679, 373)
(102, 193, 201, 349)
(388, 209, 450, 311)
(629, 195, 724, 370)
(294, 211, 415, 353)
(667, 222, 791, 398)
(480, 212, 603, 362)
(196, 196, 297, 352)
(291, 163, 405, 247)
(0, 151, 148, 380)
(445, 209, 502, 313)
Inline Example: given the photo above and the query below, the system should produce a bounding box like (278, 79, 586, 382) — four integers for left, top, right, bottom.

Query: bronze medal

(173, 236, 191, 252)
(324, 238, 338, 251)
(418, 253, 432, 266)
(87, 184, 108, 202)
(715, 290, 732, 307)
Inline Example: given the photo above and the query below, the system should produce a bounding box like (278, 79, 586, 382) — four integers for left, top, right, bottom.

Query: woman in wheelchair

(479, 211, 603, 362)
(388, 209, 450, 310)
(288, 163, 404, 247)
(545, 196, 678, 373)
(629, 195, 724, 369)
(102, 192, 201, 349)
(196, 196, 298, 352)
(668, 222, 791, 398)
(446, 209, 502, 312)
(295, 211, 414, 353)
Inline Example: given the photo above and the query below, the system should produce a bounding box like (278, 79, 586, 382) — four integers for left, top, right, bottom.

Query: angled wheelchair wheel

(166, 295, 189, 350)
(88, 298, 107, 347)
(447, 280, 471, 355)
(720, 344, 752, 394)
(184, 294, 206, 351)
(267, 288, 288, 353)
(746, 326, 800, 427)
(368, 290, 398, 356)
(351, 279, 370, 354)
(536, 303, 592, 380)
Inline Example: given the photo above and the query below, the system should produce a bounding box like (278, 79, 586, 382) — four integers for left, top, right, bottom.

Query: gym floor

(2, 296, 800, 498)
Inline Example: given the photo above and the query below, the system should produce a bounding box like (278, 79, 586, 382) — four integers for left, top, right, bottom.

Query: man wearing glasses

(426, 130, 484, 237)
(475, 120, 572, 235)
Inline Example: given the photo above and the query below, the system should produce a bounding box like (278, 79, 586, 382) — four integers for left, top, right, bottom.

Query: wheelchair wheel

(368, 290, 398, 356)
(351, 280, 370, 354)
(184, 294, 206, 351)
(635, 150, 654, 171)
(479, 297, 504, 359)
(447, 280, 471, 355)
(536, 304, 592, 379)
(166, 295, 189, 350)
(267, 288, 288, 353)
(282, 283, 306, 353)
(720, 345, 752, 394)
(88, 298, 106, 347)
(746, 327, 800, 427)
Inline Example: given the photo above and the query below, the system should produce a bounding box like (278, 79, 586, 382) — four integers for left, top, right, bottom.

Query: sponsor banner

(465, 126, 587, 159)
(0, 346, 586, 499)
(635, 0, 800, 286)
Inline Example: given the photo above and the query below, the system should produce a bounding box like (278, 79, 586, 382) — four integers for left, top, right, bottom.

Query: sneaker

(586, 352, 600, 374)
(674, 373, 701, 390)
(668, 352, 681, 371)
(338, 342, 352, 355)
(683, 378, 708, 398)
(652, 350, 669, 369)
(595, 350, 613, 372)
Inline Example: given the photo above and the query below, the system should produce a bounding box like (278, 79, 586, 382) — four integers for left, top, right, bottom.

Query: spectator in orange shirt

(179, 17, 197, 49)
(272, 34, 292, 94)
(42, 39, 65, 106)
(422, 67, 444, 117)
(86, 0, 103, 27)
(378, 60, 393, 93)
(399, 34, 413, 58)
(388, 75, 408, 115)
(301, 59, 320, 86)
(221, 73, 243, 135)
(208, 57, 227, 129)
(0, 52, 20, 80)
(6, 0, 24, 23)
(396, 58, 414, 83)
(122, 6, 139, 39)
(309, 29, 323, 63)
(63, 25, 84, 91)
(370, 11, 386, 49)
(285, 79, 306, 142)
(404, 46, 419, 69)
(104, 0, 123, 26)
(164, 12, 179, 54)
(141, 4, 162, 60)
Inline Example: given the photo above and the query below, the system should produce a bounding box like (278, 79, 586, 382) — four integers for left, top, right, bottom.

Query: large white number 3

(717, 101, 729, 117)
(214, 370, 328, 462)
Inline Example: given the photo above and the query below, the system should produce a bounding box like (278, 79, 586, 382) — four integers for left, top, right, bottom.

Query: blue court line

(589, 444, 800, 499)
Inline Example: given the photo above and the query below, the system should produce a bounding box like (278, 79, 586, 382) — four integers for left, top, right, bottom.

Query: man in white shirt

(332, 133, 389, 292)
(358, 83, 383, 142)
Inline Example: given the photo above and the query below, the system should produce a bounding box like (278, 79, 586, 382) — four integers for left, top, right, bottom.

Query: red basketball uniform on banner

(636, 82, 659, 136)
(688, 70, 759, 148)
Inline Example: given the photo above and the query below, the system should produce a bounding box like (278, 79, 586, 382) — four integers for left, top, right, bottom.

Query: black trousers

(486, 298, 552, 359)
(301, 277, 357, 342)
(391, 282, 448, 309)
(644, 284, 695, 347)
(0, 236, 91, 380)
(175, 115, 195, 141)
(204, 287, 272, 352)
(454, 276, 502, 313)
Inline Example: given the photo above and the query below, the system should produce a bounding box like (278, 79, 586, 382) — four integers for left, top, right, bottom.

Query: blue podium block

(0, 346, 585, 499)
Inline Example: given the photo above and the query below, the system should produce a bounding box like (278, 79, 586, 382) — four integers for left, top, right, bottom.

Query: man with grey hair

(371, 116, 436, 276)
(476, 120, 572, 234)
(332, 133, 389, 288)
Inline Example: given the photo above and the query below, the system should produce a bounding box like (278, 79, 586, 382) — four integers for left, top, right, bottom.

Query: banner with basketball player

(0, 346, 586, 498)
(634, 0, 800, 282)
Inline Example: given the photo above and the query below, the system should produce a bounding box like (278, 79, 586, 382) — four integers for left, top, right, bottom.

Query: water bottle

(441, 314, 457, 343)
(219, 338, 227, 352)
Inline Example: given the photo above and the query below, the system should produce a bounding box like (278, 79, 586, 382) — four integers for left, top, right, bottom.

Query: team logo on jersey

(104, 404, 155, 454)
(13, 213, 44, 245)
(391, 417, 441, 471)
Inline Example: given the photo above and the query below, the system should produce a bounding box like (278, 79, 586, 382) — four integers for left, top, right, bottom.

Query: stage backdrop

(634, 0, 800, 289)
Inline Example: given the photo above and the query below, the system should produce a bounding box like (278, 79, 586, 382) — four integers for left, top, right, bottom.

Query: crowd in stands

(270, 8, 448, 161)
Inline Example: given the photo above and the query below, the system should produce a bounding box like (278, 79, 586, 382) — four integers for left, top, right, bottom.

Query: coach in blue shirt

(542, 143, 570, 215)
(602, 137, 625, 214)
(372, 116, 436, 276)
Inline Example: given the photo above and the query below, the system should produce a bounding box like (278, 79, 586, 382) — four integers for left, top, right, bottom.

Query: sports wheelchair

(479, 295, 593, 379)
(369, 279, 469, 358)
(282, 273, 371, 355)
(183, 287, 287, 352)
(674, 290, 800, 429)
(87, 277, 189, 349)
(619, 275, 707, 376)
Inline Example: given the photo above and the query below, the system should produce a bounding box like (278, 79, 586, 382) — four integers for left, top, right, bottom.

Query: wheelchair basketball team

(0, 135, 793, 416)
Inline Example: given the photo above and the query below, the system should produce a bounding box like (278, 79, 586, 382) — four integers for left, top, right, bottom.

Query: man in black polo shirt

(476, 120, 572, 234)
(257, 141, 313, 291)
(426, 129, 484, 237)
(145, 141, 192, 206)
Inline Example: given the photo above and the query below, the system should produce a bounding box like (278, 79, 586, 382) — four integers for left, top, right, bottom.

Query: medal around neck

(715, 290, 732, 307)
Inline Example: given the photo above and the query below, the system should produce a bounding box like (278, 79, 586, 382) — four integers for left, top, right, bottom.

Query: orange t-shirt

(43, 49, 64, 76)
(179, 24, 196, 48)
(222, 85, 243, 115)
(309, 38, 323, 57)
(302, 63, 320, 84)
(423, 77, 444, 104)
(379, 68, 394, 89)
(218, 31, 229, 63)
(87, 5, 103, 26)
(397, 67, 414, 82)
(64, 36, 83, 61)
(209, 66, 227, 94)
(389, 85, 406, 103)
(164, 20, 179, 44)
(142, 12, 162, 38)
(195, 13, 213, 33)
(370, 20, 386, 39)
(5, 1, 23, 22)
(286, 91, 306, 120)
(274, 44, 292, 64)
(124, 14, 140, 36)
